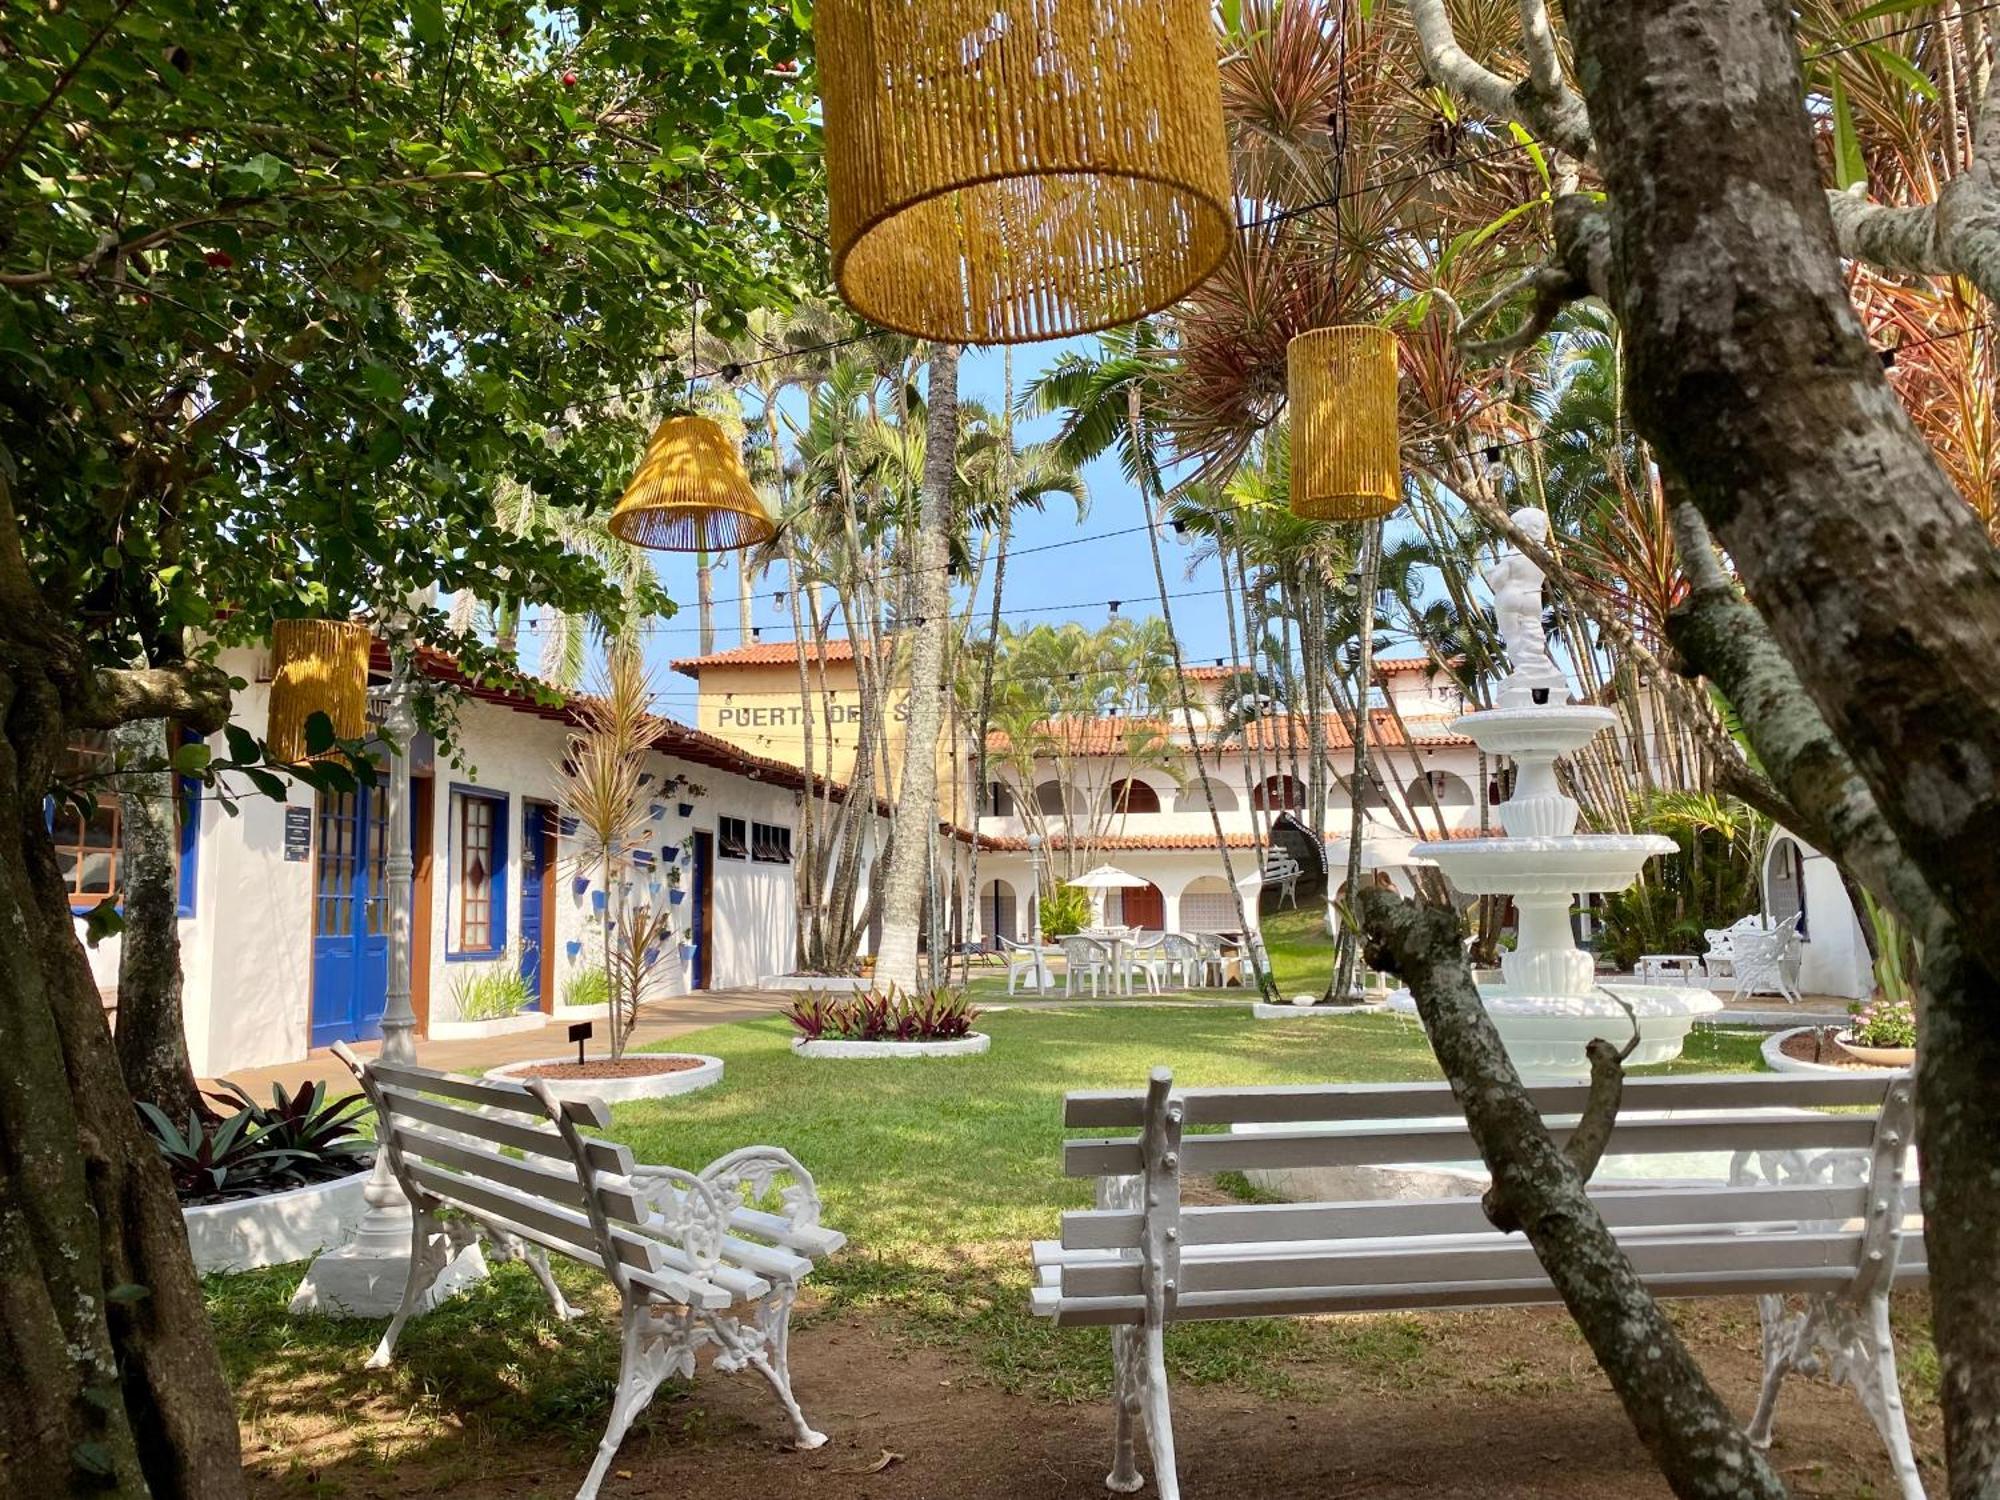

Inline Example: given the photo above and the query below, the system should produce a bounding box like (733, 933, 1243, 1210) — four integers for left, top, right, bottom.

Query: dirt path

(244, 1299, 1937, 1499)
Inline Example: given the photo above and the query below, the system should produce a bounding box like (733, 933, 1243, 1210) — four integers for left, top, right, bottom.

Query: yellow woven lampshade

(1288, 325, 1403, 520)
(266, 618, 371, 763)
(818, 0, 1234, 344)
(607, 415, 776, 553)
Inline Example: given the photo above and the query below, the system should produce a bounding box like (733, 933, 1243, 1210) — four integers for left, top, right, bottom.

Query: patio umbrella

(1067, 864, 1149, 928)
(1067, 865, 1150, 889)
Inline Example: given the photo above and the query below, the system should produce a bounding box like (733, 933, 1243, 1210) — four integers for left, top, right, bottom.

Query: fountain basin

(1386, 982, 1724, 1080)
(1450, 704, 1616, 759)
(1414, 834, 1676, 895)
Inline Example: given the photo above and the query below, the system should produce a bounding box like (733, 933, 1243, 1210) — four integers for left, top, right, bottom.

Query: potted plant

(1837, 994, 1917, 1067)
(677, 780, 706, 818)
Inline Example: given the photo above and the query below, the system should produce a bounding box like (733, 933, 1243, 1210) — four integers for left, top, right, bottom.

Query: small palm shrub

(786, 985, 980, 1042)
(448, 964, 534, 1021)
(1038, 884, 1091, 938)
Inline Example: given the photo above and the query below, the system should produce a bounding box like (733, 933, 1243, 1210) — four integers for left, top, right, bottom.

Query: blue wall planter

(564, 939, 582, 960)
(676, 802, 694, 818)
(662, 845, 679, 863)
(571, 875, 590, 899)
(669, 889, 685, 906)
(591, 890, 608, 914)
(648, 802, 665, 819)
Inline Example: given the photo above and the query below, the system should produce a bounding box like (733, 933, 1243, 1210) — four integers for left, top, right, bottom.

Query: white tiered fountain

(1386, 509, 1723, 1080)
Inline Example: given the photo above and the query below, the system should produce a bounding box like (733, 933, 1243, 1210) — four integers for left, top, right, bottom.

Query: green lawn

(211, 1006, 1768, 1479)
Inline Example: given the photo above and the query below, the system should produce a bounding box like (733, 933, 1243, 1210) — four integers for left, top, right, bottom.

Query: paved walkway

(208, 987, 790, 1097)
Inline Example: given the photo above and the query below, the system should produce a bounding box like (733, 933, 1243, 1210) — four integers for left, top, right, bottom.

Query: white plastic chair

(1157, 934, 1207, 989)
(1000, 936, 1052, 996)
(1122, 932, 1169, 994)
(1061, 935, 1114, 997)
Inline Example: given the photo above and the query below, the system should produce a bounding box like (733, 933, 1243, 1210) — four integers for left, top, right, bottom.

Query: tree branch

(1664, 499, 1940, 935)
(0, 0, 141, 178)
(1356, 886, 1789, 1500)
(1826, 178, 2000, 311)
(74, 662, 233, 735)
(1408, 0, 1594, 157)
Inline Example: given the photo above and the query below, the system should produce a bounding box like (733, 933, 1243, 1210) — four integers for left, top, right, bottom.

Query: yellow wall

(687, 660, 972, 828)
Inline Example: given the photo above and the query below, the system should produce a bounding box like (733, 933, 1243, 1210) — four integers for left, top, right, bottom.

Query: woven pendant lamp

(607, 415, 777, 553)
(818, 0, 1234, 344)
(266, 618, 371, 763)
(1288, 326, 1403, 520)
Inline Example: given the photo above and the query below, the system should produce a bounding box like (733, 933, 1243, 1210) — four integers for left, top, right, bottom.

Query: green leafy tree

(0, 1, 816, 1490)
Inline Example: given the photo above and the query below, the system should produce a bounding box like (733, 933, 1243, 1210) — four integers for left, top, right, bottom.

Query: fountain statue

(1386, 508, 1722, 1080)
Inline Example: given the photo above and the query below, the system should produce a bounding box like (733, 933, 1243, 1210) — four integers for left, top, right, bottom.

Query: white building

(62, 639, 844, 1077)
(968, 660, 1487, 938)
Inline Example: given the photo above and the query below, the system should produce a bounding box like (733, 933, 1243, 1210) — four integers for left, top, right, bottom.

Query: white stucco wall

(1764, 831, 1872, 1001)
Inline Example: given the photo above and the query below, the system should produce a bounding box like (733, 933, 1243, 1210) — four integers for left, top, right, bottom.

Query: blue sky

(627, 340, 1246, 722)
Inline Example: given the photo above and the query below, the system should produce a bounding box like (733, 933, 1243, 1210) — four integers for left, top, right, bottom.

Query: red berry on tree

(203, 250, 234, 269)
(561, 71, 577, 87)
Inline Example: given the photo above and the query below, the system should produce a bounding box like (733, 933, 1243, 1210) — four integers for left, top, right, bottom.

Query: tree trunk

(112, 716, 201, 1119)
(873, 344, 958, 994)
(737, 547, 754, 646)
(1330, 522, 1382, 1001)
(0, 614, 243, 1495)
(1566, 5, 2000, 1486)
(695, 548, 716, 656)
(1357, 888, 1788, 1500)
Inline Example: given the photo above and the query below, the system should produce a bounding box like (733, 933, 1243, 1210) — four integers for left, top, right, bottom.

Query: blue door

(311, 786, 390, 1047)
(519, 803, 552, 1009)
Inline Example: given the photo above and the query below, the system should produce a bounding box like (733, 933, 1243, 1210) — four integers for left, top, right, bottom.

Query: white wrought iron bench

(332, 1043, 846, 1500)
(1034, 1068, 1923, 1500)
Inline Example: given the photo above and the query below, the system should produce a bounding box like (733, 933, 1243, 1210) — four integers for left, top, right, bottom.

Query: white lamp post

(291, 628, 487, 1316)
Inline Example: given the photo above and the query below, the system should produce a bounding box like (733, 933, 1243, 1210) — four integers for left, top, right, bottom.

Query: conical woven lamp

(608, 415, 776, 553)
(1288, 326, 1403, 520)
(818, 0, 1233, 344)
(266, 618, 371, 763)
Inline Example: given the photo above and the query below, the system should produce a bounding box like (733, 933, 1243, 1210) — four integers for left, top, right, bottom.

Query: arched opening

(1107, 777, 1162, 814)
(979, 878, 1018, 946)
(1034, 780, 1069, 816)
(987, 781, 1017, 817)
(1177, 777, 1237, 812)
(1252, 774, 1306, 811)
(1405, 770, 1475, 810)
(1109, 880, 1166, 932)
(1764, 835, 1809, 938)
(1178, 875, 1237, 934)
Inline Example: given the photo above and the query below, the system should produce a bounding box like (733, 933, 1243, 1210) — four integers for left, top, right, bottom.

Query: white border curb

(760, 974, 873, 994)
(486, 1053, 724, 1104)
(427, 1009, 547, 1042)
(791, 1033, 991, 1059)
(183, 1169, 372, 1274)
(1761, 1025, 1911, 1077)
(1252, 1002, 1388, 1019)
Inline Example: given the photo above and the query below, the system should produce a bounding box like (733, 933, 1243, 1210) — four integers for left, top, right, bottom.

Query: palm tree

(1026, 327, 1277, 999)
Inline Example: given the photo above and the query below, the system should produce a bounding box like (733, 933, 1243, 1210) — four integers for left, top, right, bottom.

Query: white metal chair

(1261, 851, 1302, 909)
(1000, 936, 1052, 995)
(1731, 926, 1803, 1003)
(1061, 935, 1115, 997)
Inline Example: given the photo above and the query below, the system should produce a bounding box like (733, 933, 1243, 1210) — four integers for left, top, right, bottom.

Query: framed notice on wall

(283, 804, 312, 862)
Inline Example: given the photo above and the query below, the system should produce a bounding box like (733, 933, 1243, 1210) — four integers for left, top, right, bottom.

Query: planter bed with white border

(791, 1033, 990, 1060)
(550, 1000, 610, 1021)
(1761, 1025, 1911, 1077)
(485, 1053, 723, 1105)
(426, 1009, 548, 1042)
(183, 1169, 372, 1274)
(760, 973, 873, 994)
(1252, 1001, 1389, 1019)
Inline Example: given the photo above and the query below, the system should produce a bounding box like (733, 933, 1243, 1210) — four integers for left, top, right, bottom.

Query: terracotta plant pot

(1834, 1031, 1916, 1068)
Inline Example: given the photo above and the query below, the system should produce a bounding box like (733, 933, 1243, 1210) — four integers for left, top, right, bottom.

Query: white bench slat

(405, 1162, 672, 1282)
(631, 1183, 847, 1259)
(1043, 1264, 1903, 1326)
(1062, 1072, 1897, 1128)
(1065, 1110, 1879, 1177)
(1059, 1228, 1868, 1301)
(648, 1241, 772, 1302)
(369, 1059, 611, 1128)
(1061, 1181, 1879, 1251)
(381, 1085, 634, 1176)
(392, 1125, 648, 1223)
